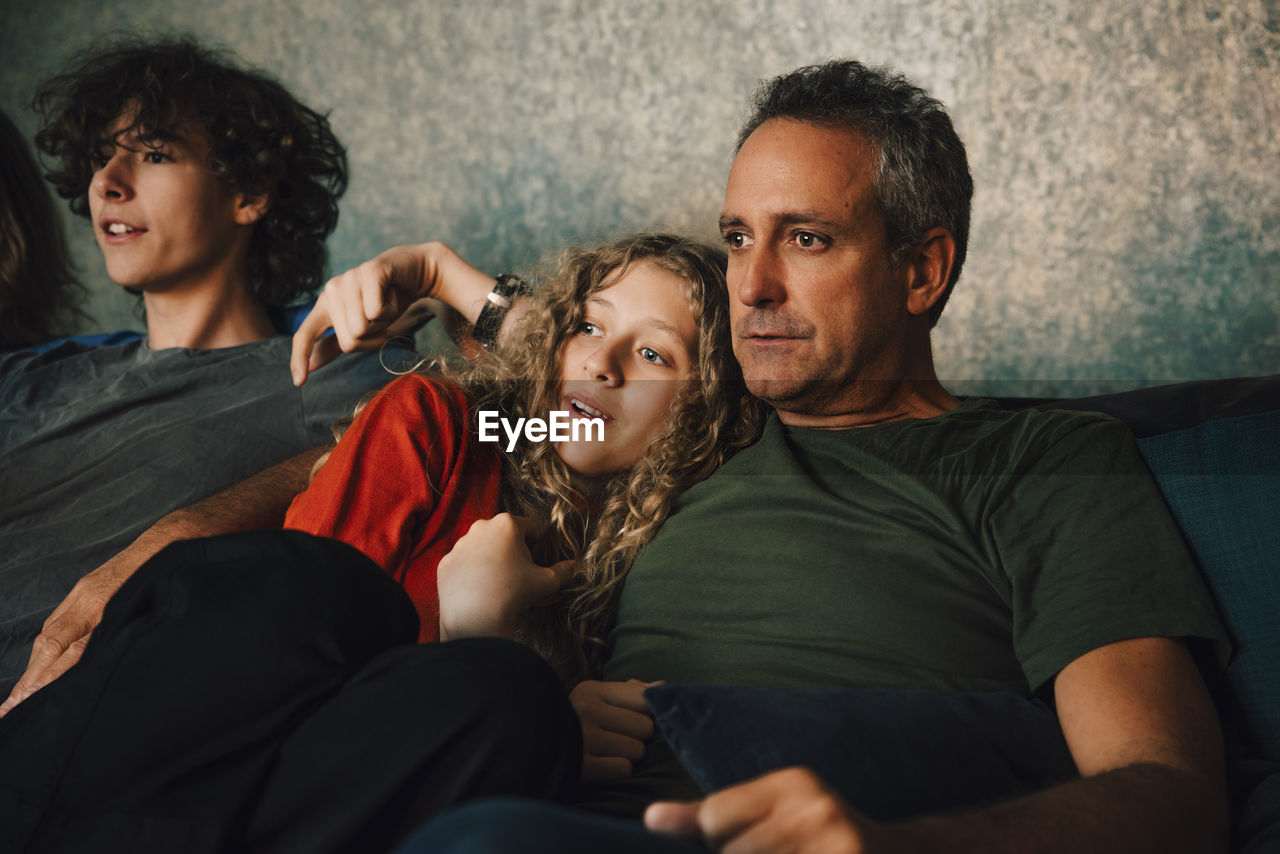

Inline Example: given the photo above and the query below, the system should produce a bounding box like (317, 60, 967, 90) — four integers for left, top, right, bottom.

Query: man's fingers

(1, 631, 74, 717)
(40, 633, 90, 684)
(15, 632, 69, 690)
(645, 801, 704, 840)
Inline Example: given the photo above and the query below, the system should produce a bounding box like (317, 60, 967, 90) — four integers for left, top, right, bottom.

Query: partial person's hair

(738, 59, 973, 326)
(0, 108, 85, 350)
(33, 35, 348, 306)
(455, 233, 764, 680)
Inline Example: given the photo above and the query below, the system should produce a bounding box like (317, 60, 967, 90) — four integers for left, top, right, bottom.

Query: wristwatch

(471, 274, 528, 350)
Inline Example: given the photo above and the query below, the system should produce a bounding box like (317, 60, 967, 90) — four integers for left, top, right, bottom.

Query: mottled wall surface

(3, 0, 1276, 395)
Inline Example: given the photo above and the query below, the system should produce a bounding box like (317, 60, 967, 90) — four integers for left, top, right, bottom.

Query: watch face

(495, 274, 527, 296)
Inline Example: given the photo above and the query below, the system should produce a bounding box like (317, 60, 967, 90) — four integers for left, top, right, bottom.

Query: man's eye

(724, 232, 749, 250)
(796, 232, 823, 248)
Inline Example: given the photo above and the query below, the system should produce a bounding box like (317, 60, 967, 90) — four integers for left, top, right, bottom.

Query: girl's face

(557, 259, 699, 477)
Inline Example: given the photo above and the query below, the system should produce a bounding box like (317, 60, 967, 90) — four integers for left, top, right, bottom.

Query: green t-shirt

(605, 400, 1224, 696)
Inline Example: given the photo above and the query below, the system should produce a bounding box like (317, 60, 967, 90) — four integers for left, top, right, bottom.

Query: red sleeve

(284, 374, 503, 641)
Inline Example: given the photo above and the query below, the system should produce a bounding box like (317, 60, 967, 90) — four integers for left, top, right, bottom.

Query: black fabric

(0, 530, 581, 854)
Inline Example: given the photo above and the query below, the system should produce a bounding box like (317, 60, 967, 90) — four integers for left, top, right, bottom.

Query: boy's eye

(143, 150, 170, 164)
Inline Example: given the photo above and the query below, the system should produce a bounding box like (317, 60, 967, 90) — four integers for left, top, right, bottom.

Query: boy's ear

(234, 191, 271, 226)
(904, 227, 956, 317)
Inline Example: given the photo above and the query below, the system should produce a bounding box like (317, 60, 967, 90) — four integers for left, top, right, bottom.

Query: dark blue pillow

(644, 684, 1078, 822)
(1138, 409, 1280, 762)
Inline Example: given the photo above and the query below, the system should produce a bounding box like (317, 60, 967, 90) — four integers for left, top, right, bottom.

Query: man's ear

(233, 191, 271, 226)
(904, 227, 956, 317)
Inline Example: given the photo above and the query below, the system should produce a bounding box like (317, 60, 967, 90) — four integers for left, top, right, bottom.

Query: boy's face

(88, 114, 263, 295)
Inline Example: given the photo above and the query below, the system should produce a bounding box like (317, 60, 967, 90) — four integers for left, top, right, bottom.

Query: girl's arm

(435, 513, 574, 641)
(290, 241, 531, 385)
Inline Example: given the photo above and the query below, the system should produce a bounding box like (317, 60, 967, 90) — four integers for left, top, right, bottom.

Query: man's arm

(647, 636, 1228, 854)
(0, 445, 328, 717)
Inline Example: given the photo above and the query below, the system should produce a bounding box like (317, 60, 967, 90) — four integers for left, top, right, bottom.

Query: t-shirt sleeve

(284, 374, 467, 577)
(990, 414, 1227, 692)
(295, 340, 418, 445)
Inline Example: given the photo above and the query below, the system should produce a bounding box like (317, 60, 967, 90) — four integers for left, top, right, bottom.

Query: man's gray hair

(738, 60, 973, 327)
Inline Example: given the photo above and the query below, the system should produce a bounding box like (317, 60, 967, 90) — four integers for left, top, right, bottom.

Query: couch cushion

(1137, 409, 1280, 762)
(644, 684, 1077, 822)
(1035, 374, 1280, 437)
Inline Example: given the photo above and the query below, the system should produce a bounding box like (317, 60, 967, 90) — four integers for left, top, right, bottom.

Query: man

(397, 60, 1231, 853)
(0, 37, 407, 699)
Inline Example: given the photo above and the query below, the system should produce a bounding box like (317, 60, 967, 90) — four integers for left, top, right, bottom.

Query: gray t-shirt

(0, 336, 410, 683)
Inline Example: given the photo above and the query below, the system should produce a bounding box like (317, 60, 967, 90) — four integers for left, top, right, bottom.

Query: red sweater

(284, 374, 503, 642)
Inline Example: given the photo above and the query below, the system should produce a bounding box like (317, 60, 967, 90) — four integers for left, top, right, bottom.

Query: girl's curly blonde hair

(449, 233, 764, 681)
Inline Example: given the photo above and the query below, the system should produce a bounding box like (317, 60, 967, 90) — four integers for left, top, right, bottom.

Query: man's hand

(646, 767, 883, 854)
(0, 446, 326, 719)
(570, 678, 660, 783)
(436, 513, 574, 641)
(0, 555, 135, 718)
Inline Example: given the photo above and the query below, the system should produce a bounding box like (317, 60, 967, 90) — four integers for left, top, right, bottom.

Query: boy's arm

(0, 445, 329, 717)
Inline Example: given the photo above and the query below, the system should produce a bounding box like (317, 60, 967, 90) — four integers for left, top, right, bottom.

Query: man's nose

(730, 247, 785, 308)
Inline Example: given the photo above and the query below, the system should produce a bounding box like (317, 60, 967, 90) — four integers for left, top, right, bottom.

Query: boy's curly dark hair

(34, 35, 348, 306)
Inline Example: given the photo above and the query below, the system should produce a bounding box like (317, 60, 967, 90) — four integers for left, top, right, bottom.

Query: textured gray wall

(3, 0, 1277, 396)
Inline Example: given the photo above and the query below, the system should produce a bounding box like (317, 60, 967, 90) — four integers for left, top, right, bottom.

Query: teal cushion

(1138, 410, 1280, 761)
(644, 684, 1077, 821)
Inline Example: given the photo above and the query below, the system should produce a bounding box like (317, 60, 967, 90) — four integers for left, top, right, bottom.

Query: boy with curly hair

(0, 36, 406, 690)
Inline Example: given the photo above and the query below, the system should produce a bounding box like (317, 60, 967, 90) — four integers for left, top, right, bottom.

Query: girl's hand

(570, 678, 662, 783)
(437, 513, 574, 642)
(291, 241, 497, 385)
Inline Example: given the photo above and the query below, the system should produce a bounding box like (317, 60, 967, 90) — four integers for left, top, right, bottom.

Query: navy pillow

(1137, 409, 1280, 762)
(644, 684, 1078, 822)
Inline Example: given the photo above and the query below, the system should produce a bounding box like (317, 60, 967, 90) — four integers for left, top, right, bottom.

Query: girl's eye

(640, 347, 669, 366)
(579, 321, 602, 337)
(143, 150, 170, 164)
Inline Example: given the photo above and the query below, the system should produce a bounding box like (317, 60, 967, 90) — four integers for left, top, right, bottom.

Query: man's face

(88, 115, 256, 294)
(719, 119, 912, 419)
